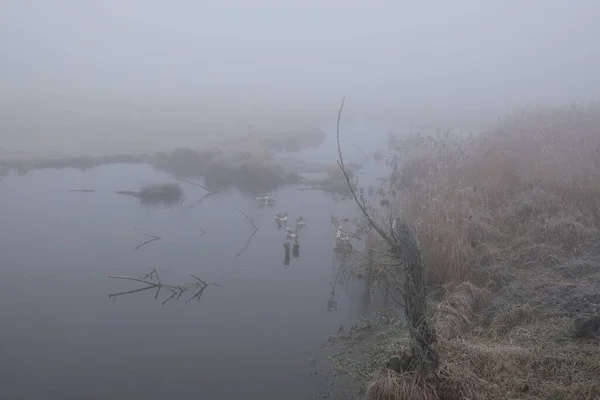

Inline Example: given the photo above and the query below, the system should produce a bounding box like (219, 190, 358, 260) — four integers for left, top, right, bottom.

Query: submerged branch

(108, 285, 157, 299)
(197, 191, 218, 205)
(108, 275, 157, 286)
(235, 207, 258, 231)
(134, 227, 162, 240)
(177, 178, 218, 193)
(109, 269, 221, 305)
(236, 229, 257, 257)
(134, 227, 163, 251)
(135, 237, 162, 251)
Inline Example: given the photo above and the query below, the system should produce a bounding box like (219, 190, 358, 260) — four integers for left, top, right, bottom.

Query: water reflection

(283, 242, 291, 266)
(283, 237, 300, 266)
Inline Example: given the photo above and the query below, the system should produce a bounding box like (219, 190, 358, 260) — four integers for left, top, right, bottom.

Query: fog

(1, 0, 600, 156)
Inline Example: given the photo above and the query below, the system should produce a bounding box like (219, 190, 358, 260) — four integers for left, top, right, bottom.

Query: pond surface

(0, 123, 395, 399)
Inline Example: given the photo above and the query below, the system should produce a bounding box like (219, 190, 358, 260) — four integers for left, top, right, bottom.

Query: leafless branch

(335, 97, 393, 246)
(108, 285, 156, 299)
(233, 207, 258, 256)
(133, 227, 163, 250)
(161, 291, 178, 305)
(236, 229, 257, 257)
(187, 272, 207, 286)
(109, 270, 221, 305)
(177, 178, 218, 193)
(135, 237, 162, 251)
(108, 275, 157, 286)
(235, 207, 257, 231)
(134, 227, 162, 239)
(197, 191, 218, 205)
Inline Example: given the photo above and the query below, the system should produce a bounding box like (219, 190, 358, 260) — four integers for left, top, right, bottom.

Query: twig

(108, 275, 157, 286)
(135, 237, 161, 251)
(236, 229, 257, 257)
(141, 267, 157, 280)
(161, 291, 178, 305)
(186, 286, 206, 304)
(187, 272, 207, 286)
(109, 271, 220, 305)
(134, 227, 163, 251)
(177, 178, 218, 193)
(188, 272, 223, 288)
(197, 191, 218, 205)
(235, 207, 257, 231)
(134, 227, 162, 240)
(108, 285, 156, 299)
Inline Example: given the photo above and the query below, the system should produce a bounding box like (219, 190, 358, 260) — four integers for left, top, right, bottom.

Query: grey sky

(1, 0, 600, 144)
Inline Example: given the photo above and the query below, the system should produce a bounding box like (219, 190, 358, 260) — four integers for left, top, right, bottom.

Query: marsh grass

(352, 104, 600, 399)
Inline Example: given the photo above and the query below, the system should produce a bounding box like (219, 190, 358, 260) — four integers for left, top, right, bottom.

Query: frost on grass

(328, 104, 600, 400)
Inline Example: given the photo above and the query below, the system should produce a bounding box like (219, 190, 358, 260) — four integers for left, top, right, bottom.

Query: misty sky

(2, 0, 600, 138)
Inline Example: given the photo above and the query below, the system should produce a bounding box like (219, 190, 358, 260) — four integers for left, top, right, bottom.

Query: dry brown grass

(360, 104, 600, 400)
(390, 104, 600, 285)
(434, 281, 491, 340)
(366, 370, 437, 400)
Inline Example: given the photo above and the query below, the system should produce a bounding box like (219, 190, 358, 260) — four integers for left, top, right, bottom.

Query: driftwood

(108, 267, 221, 305)
(335, 97, 438, 373)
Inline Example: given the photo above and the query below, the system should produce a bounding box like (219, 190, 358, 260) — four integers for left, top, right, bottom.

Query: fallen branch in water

(134, 227, 163, 251)
(135, 227, 161, 239)
(235, 207, 258, 231)
(197, 191, 218, 205)
(236, 229, 257, 257)
(234, 207, 258, 257)
(108, 267, 221, 305)
(177, 178, 218, 193)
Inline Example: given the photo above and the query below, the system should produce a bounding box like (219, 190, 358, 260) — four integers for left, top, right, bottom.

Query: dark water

(0, 124, 394, 399)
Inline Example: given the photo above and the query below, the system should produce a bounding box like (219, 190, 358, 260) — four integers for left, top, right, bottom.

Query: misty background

(1, 0, 599, 157)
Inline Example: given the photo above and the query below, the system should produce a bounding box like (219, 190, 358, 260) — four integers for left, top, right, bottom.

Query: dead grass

(357, 104, 600, 400)
(366, 371, 437, 400)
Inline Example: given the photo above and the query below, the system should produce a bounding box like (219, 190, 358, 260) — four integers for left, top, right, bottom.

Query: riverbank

(317, 103, 600, 400)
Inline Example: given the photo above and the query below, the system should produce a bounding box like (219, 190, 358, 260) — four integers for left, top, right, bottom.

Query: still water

(0, 123, 393, 399)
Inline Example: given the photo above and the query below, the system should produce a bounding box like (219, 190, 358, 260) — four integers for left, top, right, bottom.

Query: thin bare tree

(335, 97, 438, 373)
